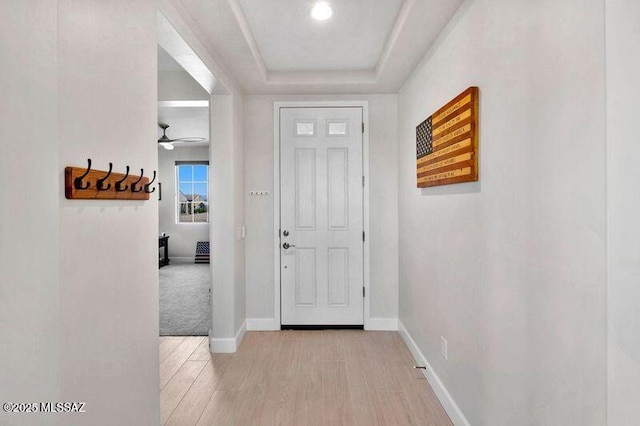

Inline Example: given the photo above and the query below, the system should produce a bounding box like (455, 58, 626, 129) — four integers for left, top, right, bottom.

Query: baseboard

(246, 318, 278, 331)
(366, 317, 398, 331)
(398, 321, 470, 426)
(209, 336, 235, 353)
(209, 320, 247, 353)
(246, 317, 397, 331)
(235, 319, 247, 348)
(168, 256, 195, 264)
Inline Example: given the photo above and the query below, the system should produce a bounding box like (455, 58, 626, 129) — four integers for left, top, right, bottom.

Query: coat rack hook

(131, 169, 144, 193)
(115, 166, 130, 192)
(74, 158, 92, 190)
(144, 171, 156, 193)
(96, 162, 113, 191)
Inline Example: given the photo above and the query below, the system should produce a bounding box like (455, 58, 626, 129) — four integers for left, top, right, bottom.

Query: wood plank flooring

(159, 331, 452, 426)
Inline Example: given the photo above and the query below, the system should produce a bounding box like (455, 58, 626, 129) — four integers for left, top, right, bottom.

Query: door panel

(295, 248, 317, 306)
(280, 107, 363, 325)
(295, 149, 316, 230)
(327, 148, 348, 230)
(328, 247, 349, 307)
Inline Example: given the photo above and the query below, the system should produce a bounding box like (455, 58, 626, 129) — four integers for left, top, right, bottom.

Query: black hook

(144, 171, 157, 193)
(74, 158, 92, 190)
(96, 162, 113, 191)
(131, 169, 144, 193)
(115, 166, 130, 192)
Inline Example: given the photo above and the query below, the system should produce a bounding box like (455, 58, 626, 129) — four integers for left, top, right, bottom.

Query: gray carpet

(159, 263, 211, 336)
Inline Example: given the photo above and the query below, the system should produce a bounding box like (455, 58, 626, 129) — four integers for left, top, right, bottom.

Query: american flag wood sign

(416, 87, 479, 188)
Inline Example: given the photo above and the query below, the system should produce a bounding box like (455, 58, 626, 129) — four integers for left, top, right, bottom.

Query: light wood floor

(159, 331, 452, 425)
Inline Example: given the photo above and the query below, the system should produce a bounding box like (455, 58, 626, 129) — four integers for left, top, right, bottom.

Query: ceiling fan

(157, 123, 206, 150)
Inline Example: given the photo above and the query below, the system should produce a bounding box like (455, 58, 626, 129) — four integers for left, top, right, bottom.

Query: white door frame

(273, 101, 371, 330)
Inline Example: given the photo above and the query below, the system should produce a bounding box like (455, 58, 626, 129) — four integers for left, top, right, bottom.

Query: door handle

(282, 242, 296, 249)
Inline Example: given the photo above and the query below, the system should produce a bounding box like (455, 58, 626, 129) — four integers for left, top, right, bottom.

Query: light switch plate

(440, 336, 448, 360)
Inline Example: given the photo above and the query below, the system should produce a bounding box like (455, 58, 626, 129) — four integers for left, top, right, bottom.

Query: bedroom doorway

(157, 45, 212, 337)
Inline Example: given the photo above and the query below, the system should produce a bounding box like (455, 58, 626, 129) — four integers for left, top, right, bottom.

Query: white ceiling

(158, 46, 185, 71)
(239, 0, 403, 72)
(157, 105, 209, 148)
(157, 47, 210, 149)
(173, 0, 466, 94)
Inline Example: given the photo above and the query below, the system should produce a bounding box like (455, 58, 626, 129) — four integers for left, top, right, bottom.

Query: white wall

(244, 94, 398, 324)
(233, 94, 247, 334)
(0, 2, 61, 424)
(1, 1, 159, 425)
(210, 94, 246, 344)
(158, 70, 209, 101)
(158, 146, 209, 259)
(606, 0, 640, 423)
(57, 1, 159, 424)
(397, 0, 606, 424)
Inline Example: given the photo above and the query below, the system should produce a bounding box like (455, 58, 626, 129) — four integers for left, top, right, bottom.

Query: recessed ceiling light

(310, 2, 333, 21)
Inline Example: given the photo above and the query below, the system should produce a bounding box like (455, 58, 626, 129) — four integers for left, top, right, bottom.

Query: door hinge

(362, 231, 365, 242)
(362, 176, 365, 187)
(362, 122, 365, 133)
(363, 286, 365, 297)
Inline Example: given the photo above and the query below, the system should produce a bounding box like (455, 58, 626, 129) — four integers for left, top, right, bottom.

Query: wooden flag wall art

(416, 87, 479, 188)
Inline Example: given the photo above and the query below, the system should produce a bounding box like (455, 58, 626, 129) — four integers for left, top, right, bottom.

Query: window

(327, 119, 349, 136)
(294, 120, 316, 136)
(176, 161, 209, 223)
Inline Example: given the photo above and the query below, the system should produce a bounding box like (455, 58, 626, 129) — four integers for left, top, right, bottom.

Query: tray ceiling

(239, 0, 403, 72)
(173, 0, 466, 94)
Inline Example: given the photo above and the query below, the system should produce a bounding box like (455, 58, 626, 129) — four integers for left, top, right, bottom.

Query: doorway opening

(157, 46, 211, 337)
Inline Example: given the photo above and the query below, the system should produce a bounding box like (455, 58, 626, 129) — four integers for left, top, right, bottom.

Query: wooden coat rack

(65, 159, 155, 200)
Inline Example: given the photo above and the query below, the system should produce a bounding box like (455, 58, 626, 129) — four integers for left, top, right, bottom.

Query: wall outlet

(440, 336, 448, 360)
(249, 190, 270, 196)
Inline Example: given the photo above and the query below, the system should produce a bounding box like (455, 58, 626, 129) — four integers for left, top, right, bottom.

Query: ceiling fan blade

(157, 124, 206, 145)
(169, 137, 207, 142)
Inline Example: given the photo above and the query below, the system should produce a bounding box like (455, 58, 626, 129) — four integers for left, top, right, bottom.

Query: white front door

(280, 107, 364, 326)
